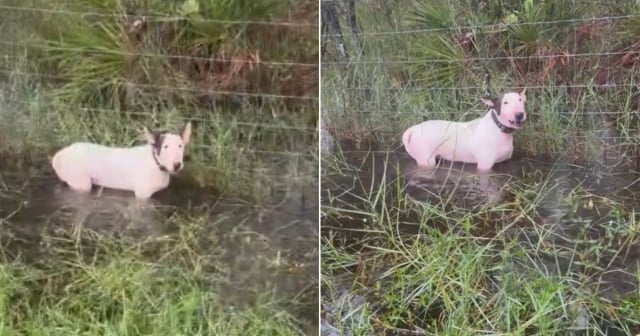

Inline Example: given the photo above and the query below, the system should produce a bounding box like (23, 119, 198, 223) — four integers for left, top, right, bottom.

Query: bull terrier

(51, 122, 192, 199)
(402, 89, 527, 173)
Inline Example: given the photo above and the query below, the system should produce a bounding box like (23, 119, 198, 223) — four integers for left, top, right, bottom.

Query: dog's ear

(481, 96, 497, 108)
(142, 127, 156, 145)
(181, 121, 192, 145)
(519, 87, 527, 102)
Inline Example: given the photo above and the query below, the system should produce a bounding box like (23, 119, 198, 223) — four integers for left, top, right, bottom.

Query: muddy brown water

(0, 161, 319, 334)
(322, 140, 640, 335)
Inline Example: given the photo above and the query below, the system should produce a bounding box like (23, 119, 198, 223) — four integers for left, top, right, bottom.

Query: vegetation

(322, 0, 639, 159)
(0, 197, 317, 335)
(0, 0, 318, 334)
(322, 151, 640, 334)
(321, 0, 640, 334)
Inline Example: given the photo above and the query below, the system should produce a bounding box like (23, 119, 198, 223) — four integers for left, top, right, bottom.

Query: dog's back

(52, 143, 149, 191)
(403, 118, 483, 165)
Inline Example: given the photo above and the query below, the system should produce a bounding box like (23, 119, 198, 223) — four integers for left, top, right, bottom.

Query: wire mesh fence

(0, 3, 320, 27)
(320, 0, 640, 160)
(0, 1, 319, 180)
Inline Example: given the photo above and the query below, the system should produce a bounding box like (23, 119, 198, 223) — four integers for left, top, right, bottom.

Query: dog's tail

(50, 150, 64, 178)
(402, 127, 413, 152)
(50, 152, 59, 172)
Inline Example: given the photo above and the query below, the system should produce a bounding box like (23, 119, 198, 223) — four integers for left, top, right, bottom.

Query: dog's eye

(164, 145, 168, 149)
(179, 144, 182, 148)
(504, 101, 508, 104)
(519, 98, 522, 102)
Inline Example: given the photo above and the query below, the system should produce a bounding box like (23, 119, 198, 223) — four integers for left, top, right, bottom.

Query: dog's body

(402, 89, 527, 172)
(52, 122, 192, 199)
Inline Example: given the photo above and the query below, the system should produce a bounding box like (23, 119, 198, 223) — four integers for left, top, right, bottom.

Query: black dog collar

(491, 110, 516, 134)
(151, 147, 168, 173)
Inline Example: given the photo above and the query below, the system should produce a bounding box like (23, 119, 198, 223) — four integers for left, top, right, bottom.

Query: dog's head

(481, 88, 527, 129)
(143, 121, 192, 174)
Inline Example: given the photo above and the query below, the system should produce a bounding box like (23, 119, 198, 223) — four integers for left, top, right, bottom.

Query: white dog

(402, 89, 527, 173)
(51, 122, 192, 199)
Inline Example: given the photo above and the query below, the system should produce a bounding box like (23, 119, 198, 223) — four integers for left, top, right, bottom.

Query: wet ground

(0, 160, 319, 333)
(321, 139, 640, 335)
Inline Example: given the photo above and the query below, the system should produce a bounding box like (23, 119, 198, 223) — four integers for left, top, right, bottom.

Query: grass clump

(0, 193, 317, 335)
(0, 261, 299, 335)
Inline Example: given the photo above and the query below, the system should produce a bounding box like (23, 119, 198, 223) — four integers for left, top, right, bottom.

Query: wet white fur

(51, 122, 192, 199)
(402, 89, 527, 172)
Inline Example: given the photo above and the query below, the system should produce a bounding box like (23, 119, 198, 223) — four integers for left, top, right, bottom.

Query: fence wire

(0, 41, 318, 68)
(322, 13, 640, 37)
(0, 69, 318, 101)
(0, 4, 318, 27)
(321, 4, 640, 144)
(0, 4, 319, 179)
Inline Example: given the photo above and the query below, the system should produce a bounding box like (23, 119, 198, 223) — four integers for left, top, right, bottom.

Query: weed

(321, 145, 640, 335)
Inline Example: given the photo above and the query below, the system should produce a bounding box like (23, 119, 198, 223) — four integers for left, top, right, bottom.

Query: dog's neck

(490, 109, 516, 134)
(150, 146, 169, 173)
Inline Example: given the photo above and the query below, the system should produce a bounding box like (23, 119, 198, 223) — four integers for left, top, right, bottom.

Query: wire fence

(321, 13, 640, 37)
(0, 4, 319, 27)
(0, 3, 319, 179)
(320, 1, 640, 148)
(325, 83, 640, 91)
(0, 69, 318, 101)
(323, 108, 638, 117)
(0, 41, 318, 68)
(322, 52, 640, 65)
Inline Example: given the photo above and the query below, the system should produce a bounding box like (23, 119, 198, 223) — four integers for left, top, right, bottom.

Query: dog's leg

(134, 185, 155, 200)
(67, 176, 93, 193)
(475, 153, 504, 203)
(415, 151, 438, 168)
(477, 173, 502, 204)
(476, 155, 496, 174)
(474, 143, 498, 173)
(134, 190, 153, 199)
(476, 167, 500, 201)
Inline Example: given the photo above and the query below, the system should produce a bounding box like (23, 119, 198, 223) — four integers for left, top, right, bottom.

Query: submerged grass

(321, 146, 640, 335)
(0, 203, 315, 335)
(0, 161, 318, 334)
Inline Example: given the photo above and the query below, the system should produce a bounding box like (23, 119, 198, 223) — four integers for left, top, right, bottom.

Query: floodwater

(322, 139, 640, 335)
(0, 160, 319, 333)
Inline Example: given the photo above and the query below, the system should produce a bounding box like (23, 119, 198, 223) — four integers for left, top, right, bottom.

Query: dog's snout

(173, 162, 182, 171)
(515, 113, 524, 121)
